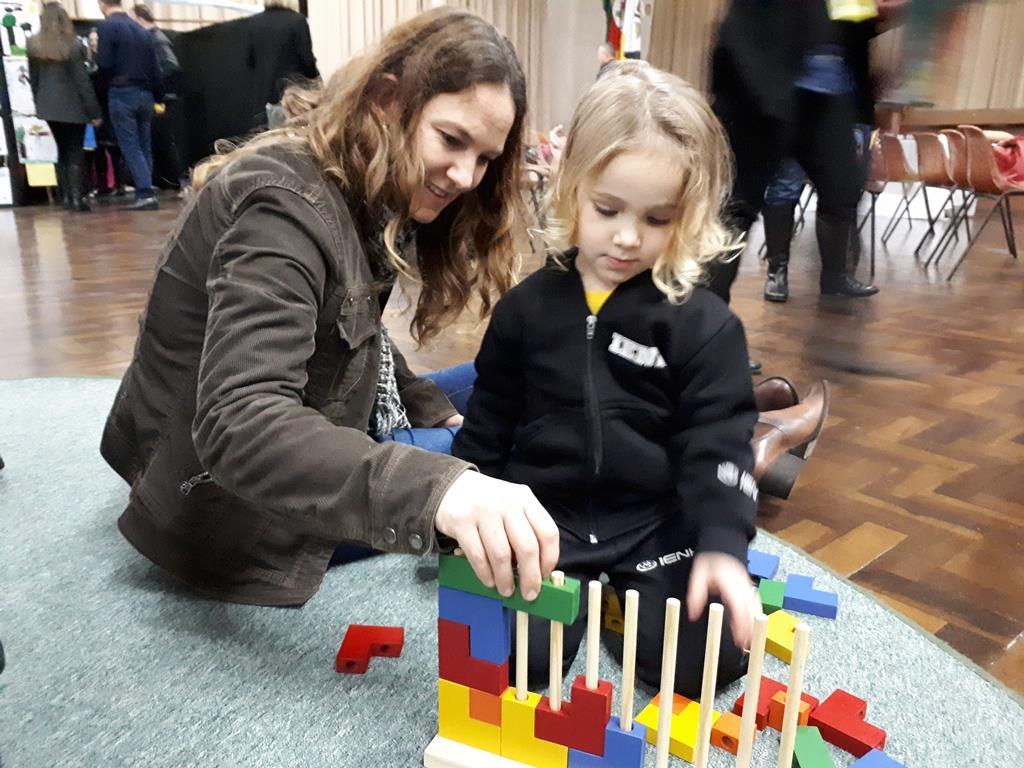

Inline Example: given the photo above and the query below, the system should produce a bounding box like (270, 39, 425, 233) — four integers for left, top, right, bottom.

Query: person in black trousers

(26, 2, 102, 212)
(709, 0, 878, 306)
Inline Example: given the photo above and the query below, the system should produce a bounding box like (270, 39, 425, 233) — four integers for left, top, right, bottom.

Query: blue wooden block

(783, 574, 839, 619)
(851, 750, 905, 768)
(747, 549, 780, 581)
(568, 716, 647, 767)
(438, 586, 512, 664)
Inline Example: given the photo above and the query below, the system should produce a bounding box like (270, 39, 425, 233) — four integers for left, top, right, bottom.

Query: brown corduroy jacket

(100, 143, 469, 606)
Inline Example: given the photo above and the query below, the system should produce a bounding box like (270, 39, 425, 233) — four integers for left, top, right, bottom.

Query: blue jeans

(764, 157, 807, 207)
(329, 361, 476, 566)
(108, 86, 154, 200)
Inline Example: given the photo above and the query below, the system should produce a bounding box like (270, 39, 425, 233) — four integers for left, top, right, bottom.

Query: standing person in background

(247, 0, 319, 127)
(131, 4, 184, 190)
(96, 0, 163, 210)
(708, 0, 878, 314)
(27, 2, 102, 212)
(86, 26, 128, 198)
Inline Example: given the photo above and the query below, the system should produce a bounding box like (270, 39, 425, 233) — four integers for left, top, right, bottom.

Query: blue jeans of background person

(108, 86, 154, 200)
(764, 157, 807, 207)
(329, 362, 477, 566)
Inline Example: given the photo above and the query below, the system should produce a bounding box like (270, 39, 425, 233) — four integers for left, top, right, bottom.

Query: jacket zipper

(179, 471, 213, 496)
(584, 314, 602, 544)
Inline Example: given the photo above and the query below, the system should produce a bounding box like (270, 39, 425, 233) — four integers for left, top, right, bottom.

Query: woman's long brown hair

(27, 2, 77, 62)
(194, 7, 529, 343)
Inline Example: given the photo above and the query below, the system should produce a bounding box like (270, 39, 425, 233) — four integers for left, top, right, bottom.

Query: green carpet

(0, 378, 1021, 767)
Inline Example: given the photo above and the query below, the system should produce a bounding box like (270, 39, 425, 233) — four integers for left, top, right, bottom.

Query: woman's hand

(435, 470, 559, 601)
(441, 414, 464, 427)
(686, 552, 759, 651)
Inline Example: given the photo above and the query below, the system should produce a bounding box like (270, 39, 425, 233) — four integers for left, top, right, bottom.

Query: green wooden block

(759, 578, 786, 614)
(438, 555, 581, 624)
(794, 726, 835, 768)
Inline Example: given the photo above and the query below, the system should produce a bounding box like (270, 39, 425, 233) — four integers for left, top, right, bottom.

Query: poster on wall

(4, 56, 34, 114)
(1, 2, 40, 57)
(12, 115, 56, 163)
(0, 165, 12, 205)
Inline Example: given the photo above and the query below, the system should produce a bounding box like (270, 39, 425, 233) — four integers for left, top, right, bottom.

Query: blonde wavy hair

(193, 7, 529, 343)
(545, 60, 740, 303)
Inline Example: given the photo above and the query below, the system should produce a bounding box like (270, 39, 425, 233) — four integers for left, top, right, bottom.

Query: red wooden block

(732, 676, 787, 730)
(335, 624, 404, 674)
(808, 690, 887, 758)
(438, 618, 509, 696)
(469, 687, 503, 726)
(535, 675, 614, 756)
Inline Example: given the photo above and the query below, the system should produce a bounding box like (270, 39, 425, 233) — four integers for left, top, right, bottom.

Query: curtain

(308, 0, 548, 133)
(649, 0, 1024, 110)
(647, 0, 727, 92)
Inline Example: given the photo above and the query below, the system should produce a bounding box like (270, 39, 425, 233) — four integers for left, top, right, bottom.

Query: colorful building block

(439, 678, 502, 754)
(850, 749, 905, 767)
(732, 676, 787, 730)
(710, 711, 742, 755)
(535, 675, 613, 756)
(808, 690, 886, 757)
(783, 575, 839, 619)
(568, 716, 647, 767)
(601, 586, 624, 634)
(469, 687, 503, 726)
(759, 578, 786, 614)
(794, 725, 835, 768)
(439, 555, 581, 624)
(425, 735, 543, 768)
(636, 698, 718, 763)
(766, 610, 800, 663)
(767, 690, 818, 731)
(650, 692, 691, 714)
(439, 587, 512, 664)
(438, 618, 509, 696)
(747, 549, 780, 581)
(500, 689, 569, 768)
(334, 624, 404, 674)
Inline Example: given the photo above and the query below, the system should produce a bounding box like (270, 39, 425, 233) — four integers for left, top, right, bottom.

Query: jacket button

(382, 527, 397, 545)
(408, 533, 424, 551)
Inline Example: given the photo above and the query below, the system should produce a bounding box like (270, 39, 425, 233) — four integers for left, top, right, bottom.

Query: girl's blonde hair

(545, 60, 740, 303)
(193, 7, 529, 343)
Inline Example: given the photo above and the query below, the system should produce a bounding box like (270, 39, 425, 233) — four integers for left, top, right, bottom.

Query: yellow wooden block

(439, 679, 503, 755)
(499, 689, 568, 768)
(636, 698, 718, 762)
(766, 610, 800, 663)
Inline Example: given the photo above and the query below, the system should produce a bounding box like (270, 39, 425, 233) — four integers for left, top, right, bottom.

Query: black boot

(817, 211, 879, 297)
(763, 204, 795, 302)
(67, 153, 91, 212)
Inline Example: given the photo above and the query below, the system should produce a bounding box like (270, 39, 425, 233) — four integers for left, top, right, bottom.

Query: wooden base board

(423, 735, 535, 768)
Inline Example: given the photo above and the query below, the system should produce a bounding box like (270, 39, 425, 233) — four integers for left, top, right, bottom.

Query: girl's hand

(686, 552, 759, 650)
(435, 470, 560, 601)
(440, 414, 464, 427)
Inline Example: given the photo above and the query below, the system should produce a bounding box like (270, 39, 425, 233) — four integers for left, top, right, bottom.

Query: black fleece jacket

(452, 260, 758, 564)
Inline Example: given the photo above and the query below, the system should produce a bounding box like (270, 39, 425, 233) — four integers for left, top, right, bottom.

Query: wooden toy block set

(419, 551, 905, 768)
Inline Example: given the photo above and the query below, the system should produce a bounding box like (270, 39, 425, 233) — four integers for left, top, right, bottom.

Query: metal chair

(944, 124, 1024, 280)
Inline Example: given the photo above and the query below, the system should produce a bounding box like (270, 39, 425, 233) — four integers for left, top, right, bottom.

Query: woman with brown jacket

(100, 8, 558, 607)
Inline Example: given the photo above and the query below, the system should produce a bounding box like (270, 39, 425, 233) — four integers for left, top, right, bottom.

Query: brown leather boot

(754, 376, 799, 413)
(753, 382, 831, 499)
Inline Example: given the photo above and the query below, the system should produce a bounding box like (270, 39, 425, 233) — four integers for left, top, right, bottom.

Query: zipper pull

(179, 471, 212, 496)
(586, 314, 597, 340)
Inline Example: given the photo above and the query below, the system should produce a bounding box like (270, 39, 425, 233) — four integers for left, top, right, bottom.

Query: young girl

(452, 61, 761, 696)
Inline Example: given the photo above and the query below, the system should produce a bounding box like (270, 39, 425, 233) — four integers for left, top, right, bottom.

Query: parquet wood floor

(1, 193, 1021, 694)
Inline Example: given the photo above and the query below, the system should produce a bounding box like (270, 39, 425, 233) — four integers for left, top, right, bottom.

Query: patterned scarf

(367, 213, 417, 438)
